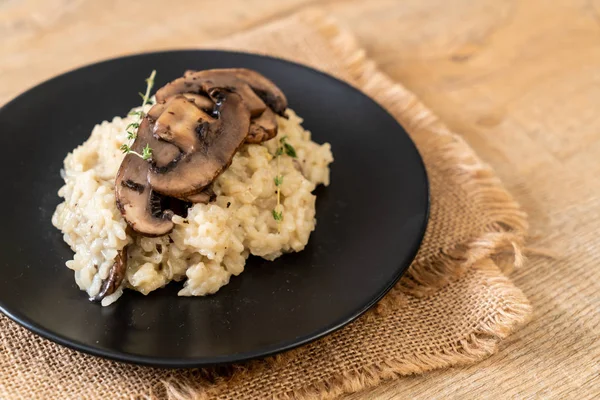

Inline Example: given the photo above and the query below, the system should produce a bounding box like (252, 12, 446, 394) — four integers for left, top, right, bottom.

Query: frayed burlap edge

(298, 10, 528, 297)
(157, 261, 531, 400)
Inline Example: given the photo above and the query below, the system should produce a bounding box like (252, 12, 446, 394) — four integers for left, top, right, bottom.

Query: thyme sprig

(120, 70, 156, 161)
(273, 135, 297, 227)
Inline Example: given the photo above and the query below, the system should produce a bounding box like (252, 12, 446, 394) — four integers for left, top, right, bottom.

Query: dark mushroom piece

(90, 248, 127, 302)
(146, 94, 213, 120)
(156, 68, 287, 116)
(115, 92, 224, 234)
(246, 107, 278, 144)
(148, 88, 251, 198)
(227, 68, 287, 115)
(152, 95, 215, 154)
(157, 71, 262, 116)
(182, 93, 214, 113)
(156, 68, 287, 144)
(115, 69, 287, 237)
(115, 117, 179, 236)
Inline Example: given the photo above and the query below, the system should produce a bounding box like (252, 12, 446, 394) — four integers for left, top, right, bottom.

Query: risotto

(52, 106, 333, 306)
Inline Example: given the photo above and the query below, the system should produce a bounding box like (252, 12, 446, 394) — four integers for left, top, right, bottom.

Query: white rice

(52, 106, 333, 306)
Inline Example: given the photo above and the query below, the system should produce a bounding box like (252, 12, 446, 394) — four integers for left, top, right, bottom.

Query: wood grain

(2, 0, 599, 398)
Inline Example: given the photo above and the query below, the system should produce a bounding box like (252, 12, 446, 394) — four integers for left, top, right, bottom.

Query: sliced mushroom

(115, 69, 288, 238)
(115, 118, 177, 236)
(146, 99, 168, 120)
(246, 108, 278, 144)
(182, 93, 214, 112)
(153, 95, 215, 153)
(228, 68, 288, 115)
(156, 68, 288, 116)
(148, 88, 251, 197)
(90, 248, 127, 302)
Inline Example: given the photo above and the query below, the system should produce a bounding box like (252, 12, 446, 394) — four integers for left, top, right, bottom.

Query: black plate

(0, 51, 428, 367)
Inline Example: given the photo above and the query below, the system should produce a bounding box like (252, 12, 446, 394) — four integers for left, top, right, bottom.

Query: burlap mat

(0, 10, 532, 400)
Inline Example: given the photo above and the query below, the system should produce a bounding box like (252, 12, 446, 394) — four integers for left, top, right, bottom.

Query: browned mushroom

(246, 108, 278, 143)
(115, 118, 178, 236)
(108, 69, 291, 305)
(148, 88, 251, 198)
(156, 68, 287, 116)
(152, 95, 215, 154)
(228, 68, 287, 115)
(182, 93, 214, 112)
(115, 69, 287, 238)
(156, 69, 287, 143)
(89, 248, 127, 302)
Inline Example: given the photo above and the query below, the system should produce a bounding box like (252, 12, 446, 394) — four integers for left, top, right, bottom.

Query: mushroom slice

(148, 88, 251, 198)
(227, 68, 288, 115)
(146, 99, 168, 120)
(152, 94, 215, 117)
(246, 108, 278, 144)
(157, 70, 264, 117)
(90, 248, 127, 302)
(115, 118, 177, 236)
(156, 68, 287, 116)
(182, 93, 214, 112)
(153, 95, 215, 153)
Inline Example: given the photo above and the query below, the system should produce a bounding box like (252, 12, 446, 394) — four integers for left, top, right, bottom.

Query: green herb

(121, 70, 156, 160)
(141, 144, 153, 160)
(284, 143, 296, 158)
(272, 136, 298, 227)
(280, 136, 297, 158)
(272, 210, 283, 221)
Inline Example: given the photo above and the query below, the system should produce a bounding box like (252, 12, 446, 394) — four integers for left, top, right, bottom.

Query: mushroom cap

(148, 88, 251, 198)
(156, 68, 288, 116)
(115, 118, 176, 236)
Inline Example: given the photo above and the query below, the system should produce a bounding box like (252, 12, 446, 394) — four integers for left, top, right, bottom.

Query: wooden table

(2, 0, 598, 398)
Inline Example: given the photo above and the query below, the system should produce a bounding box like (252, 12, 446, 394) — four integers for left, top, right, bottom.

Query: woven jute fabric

(0, 10, 531, 400)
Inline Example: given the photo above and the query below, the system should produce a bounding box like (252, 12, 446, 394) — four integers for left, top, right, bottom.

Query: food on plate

(52, 69, 333, 305)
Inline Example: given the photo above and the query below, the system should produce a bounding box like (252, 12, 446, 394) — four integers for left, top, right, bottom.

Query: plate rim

(0, 49, 430, 368)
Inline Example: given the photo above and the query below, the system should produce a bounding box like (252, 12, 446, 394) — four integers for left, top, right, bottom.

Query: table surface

(2, 0, 599, 398)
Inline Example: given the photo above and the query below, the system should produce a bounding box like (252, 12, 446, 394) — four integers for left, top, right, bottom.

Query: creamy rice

(52, 106, 333, 305)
